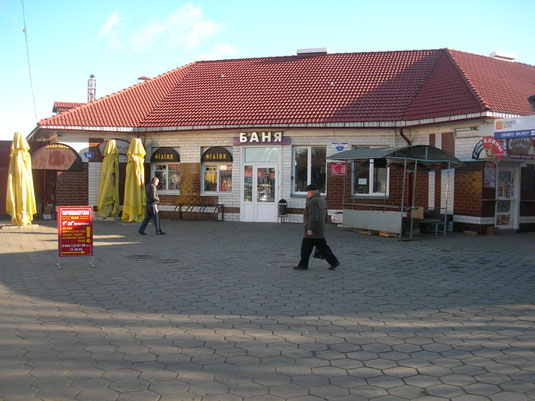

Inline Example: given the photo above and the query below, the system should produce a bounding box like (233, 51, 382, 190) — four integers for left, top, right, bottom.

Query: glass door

(496, 168, 515, 229)
(44, 170, 57, 219)
(256, 166, 276, 221)
(242, 165, 278, 222)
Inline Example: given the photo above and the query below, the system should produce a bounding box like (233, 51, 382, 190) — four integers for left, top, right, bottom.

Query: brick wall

(325, 167, 347, 208)
(56, 164, 88, 206)
(325, 163, 428, 210)
(454, 162, 484, 217)
(442, 132, 454, 155)
(452, 161, 497, 234)
(159, 162, 219, 219)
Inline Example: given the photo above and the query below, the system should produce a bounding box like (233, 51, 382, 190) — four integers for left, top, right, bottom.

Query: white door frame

(495, 164, 520, 229)
(240, 147, 282, 222)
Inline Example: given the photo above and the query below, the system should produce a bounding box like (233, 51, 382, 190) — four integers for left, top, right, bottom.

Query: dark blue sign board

(494, 129, 535, 139)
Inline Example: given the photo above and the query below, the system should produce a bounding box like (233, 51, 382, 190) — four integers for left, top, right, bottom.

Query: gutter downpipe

(399, 127, 411, 240)
(399, 128, 411, 146)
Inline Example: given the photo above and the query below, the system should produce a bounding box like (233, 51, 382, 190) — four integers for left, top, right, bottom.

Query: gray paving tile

(1, 222, 535, 401)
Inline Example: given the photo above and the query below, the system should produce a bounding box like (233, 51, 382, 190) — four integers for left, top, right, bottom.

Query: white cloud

(199, 43, 238, 61)
(99, 10, 125, 49)
(131, 3, 223, 51)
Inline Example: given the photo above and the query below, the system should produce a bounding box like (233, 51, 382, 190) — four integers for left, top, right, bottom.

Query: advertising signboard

(472, 136, 505, 159)
(494, 115, 535, 139)
(57, 206, 94, 268)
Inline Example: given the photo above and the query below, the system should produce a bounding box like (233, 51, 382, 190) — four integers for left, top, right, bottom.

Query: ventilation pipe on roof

(296, 48, 328, 56)
(489, 51, 516, 62)
(399, 128, 411, 145)
(88, 74, 96, 102)
(138, 76, 150, 83)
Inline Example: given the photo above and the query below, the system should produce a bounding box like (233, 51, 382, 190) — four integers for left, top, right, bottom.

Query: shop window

(201, 147, 233, 193)
(292, 146, 326, 193)
(352, 158, 389, 197)
(153, 163, 181, 192)
(202, 164, 232, 193)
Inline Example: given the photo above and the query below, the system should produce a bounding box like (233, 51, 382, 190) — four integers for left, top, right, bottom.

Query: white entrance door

(242, 164, 278, 222)
(496, 167, 516, 229)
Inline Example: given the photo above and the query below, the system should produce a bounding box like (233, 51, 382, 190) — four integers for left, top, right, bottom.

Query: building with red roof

(27, 48, 535, 233)
(52, 102, 86, 114)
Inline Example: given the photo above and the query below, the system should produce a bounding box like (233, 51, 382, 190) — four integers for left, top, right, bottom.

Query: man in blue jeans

(294, 184, 339, 270)
(138, 177, 166, 235)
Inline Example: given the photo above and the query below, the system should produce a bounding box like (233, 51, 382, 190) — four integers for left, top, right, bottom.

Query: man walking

(138, 177, 166, 235)
(294, 184, 339, 270)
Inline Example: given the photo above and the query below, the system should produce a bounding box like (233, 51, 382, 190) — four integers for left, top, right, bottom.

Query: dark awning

(329, 145, 463, 170)
(201, 147, 233, 163)
(31, 143, 83, 171)
(150, 147, 180, 163)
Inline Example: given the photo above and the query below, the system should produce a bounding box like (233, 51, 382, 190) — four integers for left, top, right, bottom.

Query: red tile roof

(448, 49, 535, 116)
(38, 49, 535, 132)
(52, 102, 86, 113)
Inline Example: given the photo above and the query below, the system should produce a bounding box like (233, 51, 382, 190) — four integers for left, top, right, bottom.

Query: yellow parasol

(121, 138, 146, 222)
(97, 139, 120, 217)
(6, 132, 37, 225)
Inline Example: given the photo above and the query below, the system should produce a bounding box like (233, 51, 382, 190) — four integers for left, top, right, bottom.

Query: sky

(1, 0, 534, 141)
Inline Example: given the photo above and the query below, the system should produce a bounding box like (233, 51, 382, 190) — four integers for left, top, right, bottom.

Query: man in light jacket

(294, 184, 340, 270)
(138, 177, 166, 235)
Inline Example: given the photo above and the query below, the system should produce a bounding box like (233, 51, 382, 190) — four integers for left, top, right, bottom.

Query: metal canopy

(329, 145, 463, 170)
(328, 145, 462, 240)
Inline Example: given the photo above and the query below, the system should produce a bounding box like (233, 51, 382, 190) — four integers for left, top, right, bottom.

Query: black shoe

(156, 232, 166, 235)
(328, 262, 340, 270)
(138, 231, 146, 235)
(293, 265, 308, 270)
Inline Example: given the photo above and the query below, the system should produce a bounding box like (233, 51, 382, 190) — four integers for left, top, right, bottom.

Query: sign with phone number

(58, 206, 93, 257)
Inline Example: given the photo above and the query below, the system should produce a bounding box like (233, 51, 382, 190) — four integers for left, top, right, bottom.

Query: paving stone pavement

(1, 219, 535, 401)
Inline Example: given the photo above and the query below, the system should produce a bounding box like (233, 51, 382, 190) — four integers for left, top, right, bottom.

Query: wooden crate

(379, 231, 398, 238)
(353, 229, 379, 236)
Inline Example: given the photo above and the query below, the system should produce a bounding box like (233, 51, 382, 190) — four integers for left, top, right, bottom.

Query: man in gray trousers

(138, 177, 166, 235)
(294, 184, 340, 270)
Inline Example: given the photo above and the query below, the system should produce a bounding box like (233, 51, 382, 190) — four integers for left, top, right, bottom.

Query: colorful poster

(483, 162, 496, 188)
(506, 138, 535, 160)
(58, 206, 93, 257)
(472, 136, 505, 159)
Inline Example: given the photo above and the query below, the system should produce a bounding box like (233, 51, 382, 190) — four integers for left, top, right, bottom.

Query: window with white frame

(351, 151, 388, 196)
(292, 146, 326, 193)
(202, 164, 232, 192)
(153, 163, 181, 192)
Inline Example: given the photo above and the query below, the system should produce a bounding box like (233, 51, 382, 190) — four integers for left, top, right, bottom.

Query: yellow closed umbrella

(121, 138, 146, 222)
(6, 132, 37, 226)
(97, 140, 120, 217)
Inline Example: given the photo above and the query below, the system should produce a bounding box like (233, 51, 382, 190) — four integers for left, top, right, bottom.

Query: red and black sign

(472, 137, 505, 159)
(58, 206, 93, 258)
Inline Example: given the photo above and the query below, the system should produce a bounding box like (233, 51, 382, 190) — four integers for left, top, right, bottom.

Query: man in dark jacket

(294, 184, 339, 270)
(138, 177, 165, 235)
